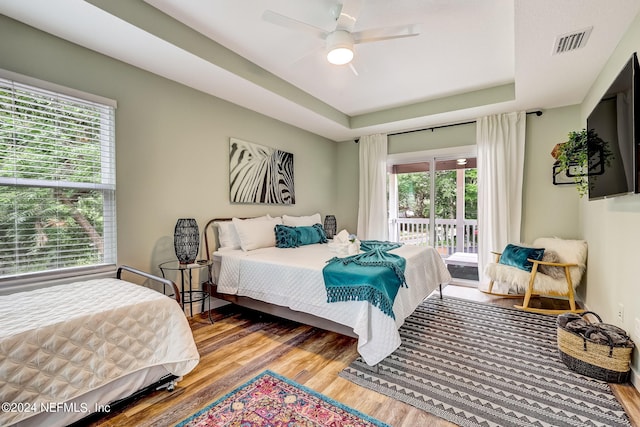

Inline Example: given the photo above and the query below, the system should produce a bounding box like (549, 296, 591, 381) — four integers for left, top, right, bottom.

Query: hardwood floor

(90, 285, 640, 427)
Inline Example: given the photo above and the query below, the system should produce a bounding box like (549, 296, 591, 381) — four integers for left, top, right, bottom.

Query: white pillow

(282, 213, 321, 227)
(215, 221, 241, 250)
(233, 216, 283, 251)
(215, 215, 269, 250)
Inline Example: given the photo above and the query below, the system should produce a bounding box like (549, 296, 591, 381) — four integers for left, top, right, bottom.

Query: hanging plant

(552, 129, 613, 197)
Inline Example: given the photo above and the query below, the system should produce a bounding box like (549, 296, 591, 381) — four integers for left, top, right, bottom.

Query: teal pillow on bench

(498, 244, 545, 272)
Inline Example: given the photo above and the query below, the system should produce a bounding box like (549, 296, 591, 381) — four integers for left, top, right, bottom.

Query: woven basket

(557, 311, 634, 383)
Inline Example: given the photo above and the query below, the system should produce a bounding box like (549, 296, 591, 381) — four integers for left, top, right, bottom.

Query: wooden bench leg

(487, 280, 495, 293)
(564, 266, 577, 312)
(521, 264, 538, 309)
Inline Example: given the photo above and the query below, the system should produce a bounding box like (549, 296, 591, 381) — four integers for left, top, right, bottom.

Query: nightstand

(159, 259, 213, 323)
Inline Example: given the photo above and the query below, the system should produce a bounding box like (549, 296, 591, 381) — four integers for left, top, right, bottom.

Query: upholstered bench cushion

(485, 262, 559, 294)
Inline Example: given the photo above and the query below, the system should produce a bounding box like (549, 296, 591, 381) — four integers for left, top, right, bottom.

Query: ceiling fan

(262, 1, 420, 71)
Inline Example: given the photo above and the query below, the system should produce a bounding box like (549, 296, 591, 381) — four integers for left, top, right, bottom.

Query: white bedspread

(0, 278, 200, 426)
(216, 243, 451, 365)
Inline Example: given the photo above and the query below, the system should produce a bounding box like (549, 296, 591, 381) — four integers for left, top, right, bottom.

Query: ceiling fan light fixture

(327, 47, 354, 65)
(326, 30, 354, 65)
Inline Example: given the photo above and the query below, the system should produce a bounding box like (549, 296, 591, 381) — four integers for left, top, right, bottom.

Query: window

(0, 74, 116, 281)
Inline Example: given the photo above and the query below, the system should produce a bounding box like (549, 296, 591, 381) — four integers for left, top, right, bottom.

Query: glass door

(433, 157, 478, 283)
(388, 160, 433, 246)
(389, 153, 478, 284)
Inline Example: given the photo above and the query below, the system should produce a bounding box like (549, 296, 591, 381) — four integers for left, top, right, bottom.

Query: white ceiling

(1, 0, 639, 141)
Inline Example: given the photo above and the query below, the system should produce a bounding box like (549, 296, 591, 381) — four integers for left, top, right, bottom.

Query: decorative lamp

(174, 218, 199, 264)
(323, 215, 337, 239)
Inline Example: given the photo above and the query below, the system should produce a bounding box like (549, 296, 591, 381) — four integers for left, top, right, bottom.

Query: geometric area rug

(340, 296, 631, 427)
(175, 370, 390, 427)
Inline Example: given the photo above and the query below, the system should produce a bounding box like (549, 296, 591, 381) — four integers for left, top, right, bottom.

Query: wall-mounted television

(586, 52, 640, 200)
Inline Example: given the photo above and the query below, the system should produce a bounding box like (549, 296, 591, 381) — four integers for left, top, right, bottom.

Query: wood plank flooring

(90, 285, 640, 427)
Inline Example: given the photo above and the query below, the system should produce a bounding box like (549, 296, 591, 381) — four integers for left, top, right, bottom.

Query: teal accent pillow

(275, 224, 327, 248)
(297, 224, 327, 245)
(499, 244, 545, 272)
(275, 224, 298, 248)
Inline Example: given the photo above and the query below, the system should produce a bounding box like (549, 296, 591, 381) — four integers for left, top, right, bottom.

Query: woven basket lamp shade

(323, 215, 337, 239)
(174, 218, 199, 264)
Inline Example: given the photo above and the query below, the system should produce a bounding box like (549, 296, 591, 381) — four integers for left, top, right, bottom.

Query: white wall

(0, 15, 337, 279)
(578, 12, 640, 381)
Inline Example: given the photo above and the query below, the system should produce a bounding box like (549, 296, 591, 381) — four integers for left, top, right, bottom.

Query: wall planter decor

(551, 129, 611, 196)
(229, 138, 295, 205)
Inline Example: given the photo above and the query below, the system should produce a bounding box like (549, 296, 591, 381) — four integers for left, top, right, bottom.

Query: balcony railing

(390, 217, 478, 256)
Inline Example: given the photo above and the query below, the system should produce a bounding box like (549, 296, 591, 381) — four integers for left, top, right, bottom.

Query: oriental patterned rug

(340, 296, 631, 427)
(176, 370, 389, 427)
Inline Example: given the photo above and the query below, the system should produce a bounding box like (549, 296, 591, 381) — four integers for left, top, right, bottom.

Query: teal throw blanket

(323, 241, 406, 319)
(359, 240, 403, 252)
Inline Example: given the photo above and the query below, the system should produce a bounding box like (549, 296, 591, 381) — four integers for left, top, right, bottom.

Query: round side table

(159, 259, 213, 323)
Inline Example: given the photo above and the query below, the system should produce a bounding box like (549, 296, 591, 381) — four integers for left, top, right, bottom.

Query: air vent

(553, 27, 592, 55)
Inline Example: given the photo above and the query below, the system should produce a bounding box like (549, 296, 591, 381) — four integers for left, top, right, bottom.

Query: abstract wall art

(229, 138, 295, 204)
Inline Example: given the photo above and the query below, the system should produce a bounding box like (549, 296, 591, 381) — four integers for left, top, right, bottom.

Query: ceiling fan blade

(335, 0, 364, 31)
(348, 62, 359, 76)
(353, 24, 421, 44)
(290, 45, 324, 68)
(262, 10, 328, 39)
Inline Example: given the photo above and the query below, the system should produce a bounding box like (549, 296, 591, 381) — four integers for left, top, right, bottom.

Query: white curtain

(357, 133, 388, 240)
(476, 112, 526, 289)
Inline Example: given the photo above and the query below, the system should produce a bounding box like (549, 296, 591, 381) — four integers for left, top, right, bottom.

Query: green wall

(335, 108, 582, 242)
(335, 123, 478, 234)
(578, 11, 640, 381)
(521, 106, 581, 242)
(0, 15, 337, 277)
(388, 122, 476, 154)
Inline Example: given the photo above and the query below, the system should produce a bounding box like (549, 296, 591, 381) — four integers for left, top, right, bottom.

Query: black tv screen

(587, 52, 640, 200)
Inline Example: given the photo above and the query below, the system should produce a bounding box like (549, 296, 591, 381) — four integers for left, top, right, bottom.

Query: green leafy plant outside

(0, 87, 109, 276)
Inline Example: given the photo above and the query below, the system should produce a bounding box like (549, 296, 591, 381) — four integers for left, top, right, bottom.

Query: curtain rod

(354, 110, 543, 143)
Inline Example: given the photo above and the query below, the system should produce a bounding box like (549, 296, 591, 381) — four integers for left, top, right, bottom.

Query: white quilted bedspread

(216, 244, 451, 366)
(0, 278, 200, 426)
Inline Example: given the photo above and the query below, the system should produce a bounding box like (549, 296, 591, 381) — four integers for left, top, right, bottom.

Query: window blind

(0, 77, 116, 279)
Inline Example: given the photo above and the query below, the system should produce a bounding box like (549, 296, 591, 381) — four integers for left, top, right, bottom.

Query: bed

(0, 266, 200, 427)
(205, 215, 451, 366)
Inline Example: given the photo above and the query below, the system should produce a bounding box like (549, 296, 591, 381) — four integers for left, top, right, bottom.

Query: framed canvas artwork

(229, 138, 295, 204)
